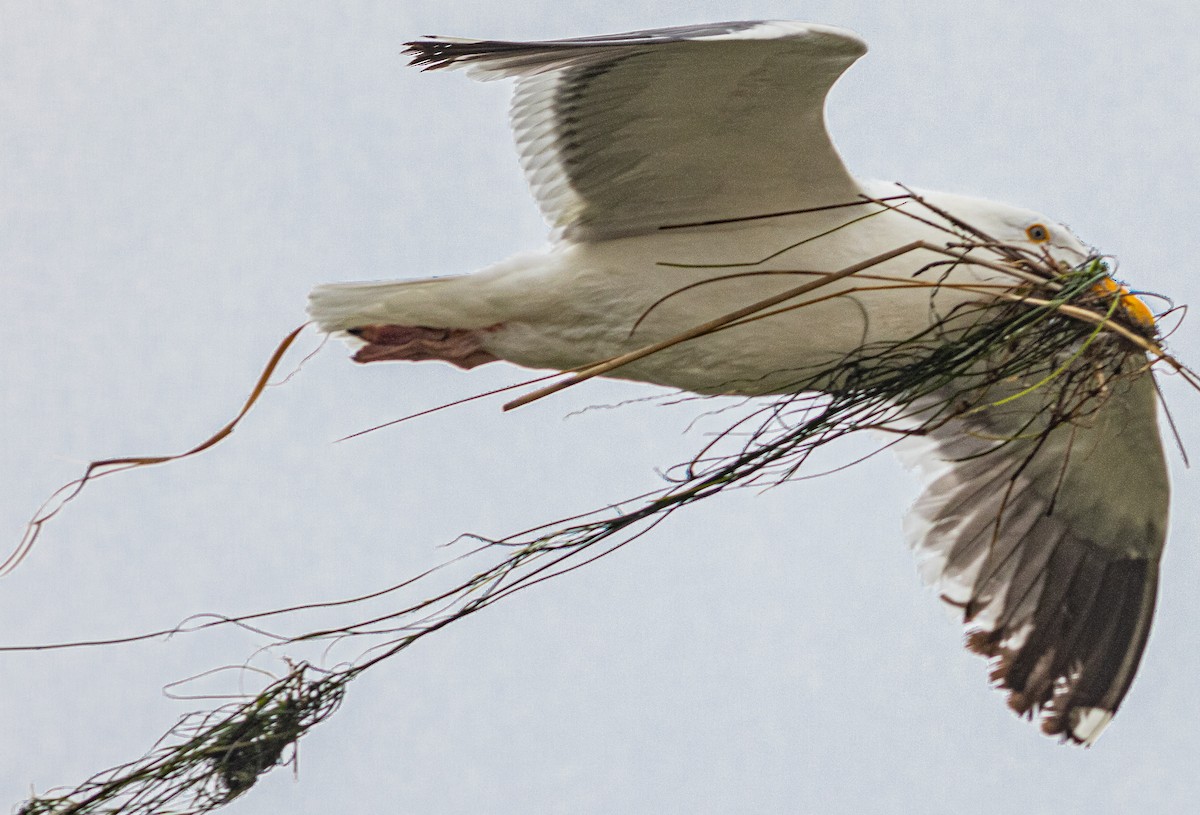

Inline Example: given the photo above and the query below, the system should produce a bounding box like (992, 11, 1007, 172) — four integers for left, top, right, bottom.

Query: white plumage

(308, 21, 1168, 745)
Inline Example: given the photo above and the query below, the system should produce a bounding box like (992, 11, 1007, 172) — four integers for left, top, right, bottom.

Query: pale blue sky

(2, 2, 1198, 813)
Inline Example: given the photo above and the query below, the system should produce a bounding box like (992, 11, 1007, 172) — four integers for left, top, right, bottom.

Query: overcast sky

(2, 2, 1199, 814)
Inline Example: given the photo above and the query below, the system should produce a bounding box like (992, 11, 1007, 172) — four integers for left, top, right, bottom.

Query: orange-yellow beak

(1095, 276, 1155, 330)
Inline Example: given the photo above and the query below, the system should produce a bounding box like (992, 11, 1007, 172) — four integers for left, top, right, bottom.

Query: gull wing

(901, 368, 1169, 744)
(405, 21, 867, 241)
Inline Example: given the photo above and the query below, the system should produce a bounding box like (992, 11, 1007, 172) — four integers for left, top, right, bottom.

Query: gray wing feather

(901, 369, 1168, 744)
(404, 22, 868, 240)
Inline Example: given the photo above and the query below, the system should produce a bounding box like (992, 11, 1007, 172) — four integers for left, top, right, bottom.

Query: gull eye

(1025, 223, 1051, 243)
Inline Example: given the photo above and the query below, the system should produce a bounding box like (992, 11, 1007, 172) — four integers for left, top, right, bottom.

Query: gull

(307, 21, 1169, 745)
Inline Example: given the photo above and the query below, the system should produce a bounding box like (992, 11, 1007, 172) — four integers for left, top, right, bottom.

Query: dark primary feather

(965, 529, 1159, 742)
(404, 21, 770, 71)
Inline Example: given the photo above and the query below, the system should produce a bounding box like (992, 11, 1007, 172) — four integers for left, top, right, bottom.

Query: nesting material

(16, 222, 1193, 814)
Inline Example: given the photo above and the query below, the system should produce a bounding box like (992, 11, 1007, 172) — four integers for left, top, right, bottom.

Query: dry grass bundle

(18, 664, 344, 815)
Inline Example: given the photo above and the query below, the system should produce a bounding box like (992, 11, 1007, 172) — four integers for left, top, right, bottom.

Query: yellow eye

(1025, 223, 1051, 243)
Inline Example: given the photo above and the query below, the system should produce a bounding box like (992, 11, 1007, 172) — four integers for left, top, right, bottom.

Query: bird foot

(347, 325, 500, 369)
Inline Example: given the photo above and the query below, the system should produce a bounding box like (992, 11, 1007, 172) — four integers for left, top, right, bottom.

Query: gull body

(312, 182, 1086, 395)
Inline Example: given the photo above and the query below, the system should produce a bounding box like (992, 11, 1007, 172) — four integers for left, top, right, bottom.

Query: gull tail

(308, 277, 484, 334)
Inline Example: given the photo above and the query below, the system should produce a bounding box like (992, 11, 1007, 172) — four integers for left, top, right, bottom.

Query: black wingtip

(402, 39, 458, 71)
(965, 546, 1157, 746)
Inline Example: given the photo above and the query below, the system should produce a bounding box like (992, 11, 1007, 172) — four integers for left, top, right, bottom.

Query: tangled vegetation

(12, 195, 1193, 814)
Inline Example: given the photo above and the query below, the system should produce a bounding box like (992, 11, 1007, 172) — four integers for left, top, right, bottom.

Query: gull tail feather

(307, 277, 476, 334)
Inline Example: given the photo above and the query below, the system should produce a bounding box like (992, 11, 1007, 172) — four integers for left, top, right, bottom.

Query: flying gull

(308, 21, 1169, 745)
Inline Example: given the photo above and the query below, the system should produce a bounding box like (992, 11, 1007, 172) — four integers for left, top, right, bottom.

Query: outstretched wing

(405, 21, 867, 241)
(901, 368, 1169, 745)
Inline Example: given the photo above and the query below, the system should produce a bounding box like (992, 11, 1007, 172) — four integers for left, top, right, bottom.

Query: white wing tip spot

(1070, 707, 1114, 746)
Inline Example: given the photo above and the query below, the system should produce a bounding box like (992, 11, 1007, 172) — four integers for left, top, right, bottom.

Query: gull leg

(347, 325, 500, 369)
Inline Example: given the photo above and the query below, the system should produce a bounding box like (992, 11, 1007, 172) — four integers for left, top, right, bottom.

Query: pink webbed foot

(347, 325, 500, 370)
